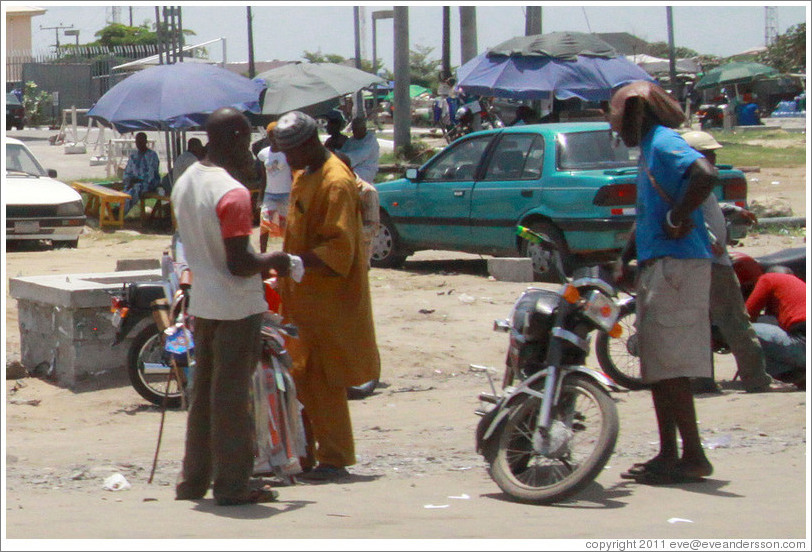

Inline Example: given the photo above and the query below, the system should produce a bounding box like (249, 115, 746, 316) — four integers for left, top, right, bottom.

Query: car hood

(4, 175, 83, 205)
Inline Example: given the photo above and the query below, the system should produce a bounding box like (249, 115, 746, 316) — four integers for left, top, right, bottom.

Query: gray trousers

(709, 263, 772, 390)
(176, 313, 263, 502)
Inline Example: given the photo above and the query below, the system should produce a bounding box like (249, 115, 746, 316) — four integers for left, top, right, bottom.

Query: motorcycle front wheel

(489, 375, 619, 504)
(128, 323, 186, 409)
(594, 300, 649, 391)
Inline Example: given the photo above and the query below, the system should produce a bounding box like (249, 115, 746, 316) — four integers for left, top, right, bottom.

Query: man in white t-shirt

(256, 121, 293, 253)
(339, 116, 380, 184)
(172, 107, 292, 506)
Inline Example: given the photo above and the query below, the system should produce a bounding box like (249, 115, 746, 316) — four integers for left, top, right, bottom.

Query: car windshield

(6, 92, 22, 106)
(6, 143, 47, 177)
(556, 130, 637, 171)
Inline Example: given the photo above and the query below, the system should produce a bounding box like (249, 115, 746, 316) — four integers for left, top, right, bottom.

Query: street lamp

(372, 9, 394, 76)
(371, 10, 394, 124)
(64, 29, 80, 46)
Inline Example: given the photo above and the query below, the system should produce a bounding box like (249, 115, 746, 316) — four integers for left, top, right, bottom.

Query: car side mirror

(47, 169, 58, 178)
(405, 168, 419, 180)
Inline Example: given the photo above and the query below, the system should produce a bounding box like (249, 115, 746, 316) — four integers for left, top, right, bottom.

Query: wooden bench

(70, 181, 131, 229)
(139, 192, 174, 229)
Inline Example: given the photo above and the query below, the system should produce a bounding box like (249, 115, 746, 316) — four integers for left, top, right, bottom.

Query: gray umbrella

(255, 62, 385, 117)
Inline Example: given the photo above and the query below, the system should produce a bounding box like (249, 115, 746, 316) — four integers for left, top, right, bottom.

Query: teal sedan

(371, 122, 747, 279)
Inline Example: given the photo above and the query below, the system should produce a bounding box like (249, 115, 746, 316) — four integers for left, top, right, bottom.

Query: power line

(582, 7, 593, 34)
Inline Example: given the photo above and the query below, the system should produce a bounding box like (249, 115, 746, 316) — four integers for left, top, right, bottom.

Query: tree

(301, 49, 389, 77)
(645, 41, 700, 59)
(409, 44, 442, 91)
(90, 22, 194, 49)
(759, 23, 806, 74)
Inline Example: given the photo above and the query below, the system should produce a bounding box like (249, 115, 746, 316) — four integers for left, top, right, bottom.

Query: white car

(5, 136, 86, 248)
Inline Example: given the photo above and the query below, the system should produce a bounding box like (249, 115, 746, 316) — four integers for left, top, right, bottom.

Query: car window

(422, 135, 492, 181)
(6, 92, 22, 106)
(483, 134, 544, 181)
(556, 130, 635, 171)
(6, 143, 46, 176)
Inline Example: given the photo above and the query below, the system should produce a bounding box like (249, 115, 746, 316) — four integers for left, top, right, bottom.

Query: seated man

(745, 266, 806, 389)
(339, 116, 380, 184)
(122, 132, 161, 215)
(172, 138, 206, 183)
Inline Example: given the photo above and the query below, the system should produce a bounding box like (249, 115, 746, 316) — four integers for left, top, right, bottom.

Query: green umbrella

(384, 84, 432, 101)
(694, 61, 778, 90)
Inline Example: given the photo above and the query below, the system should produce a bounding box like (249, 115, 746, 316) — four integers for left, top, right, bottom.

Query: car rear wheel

(520, 221, 570, 282)
(371, 212, 408, 268)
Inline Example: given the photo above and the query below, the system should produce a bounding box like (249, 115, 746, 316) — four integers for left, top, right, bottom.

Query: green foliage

(758, 23, 806, 74)
(645, 41, 699, 59)
(89, 22, 194, 49)
(301, 49, 389, 77)
(409, 44, 442, 91)
(93, 23, 157, 47)
(22, 81, 53, 126)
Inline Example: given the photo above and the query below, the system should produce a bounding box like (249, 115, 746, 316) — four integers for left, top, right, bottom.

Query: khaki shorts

(637, 257, 712, 384)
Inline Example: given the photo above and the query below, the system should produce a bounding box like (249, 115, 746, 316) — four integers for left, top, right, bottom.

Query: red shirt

(745, 273, 806, 331)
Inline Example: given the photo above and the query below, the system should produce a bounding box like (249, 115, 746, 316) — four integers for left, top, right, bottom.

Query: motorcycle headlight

(56, 199, 84, 217)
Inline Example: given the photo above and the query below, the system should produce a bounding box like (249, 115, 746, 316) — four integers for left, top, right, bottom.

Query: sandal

(620, 458, 676, 479)
(216, 488, 279, 506)
(622, 463, 705, 485)
(296, 464, 349, 483)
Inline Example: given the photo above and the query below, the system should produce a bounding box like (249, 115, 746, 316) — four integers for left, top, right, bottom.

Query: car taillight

(593, 183, 636, 207)
(723, 177, 747, 207)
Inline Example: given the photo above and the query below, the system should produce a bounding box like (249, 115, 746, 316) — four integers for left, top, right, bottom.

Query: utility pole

(525, 6, 542, 35)
(354, 6, 365, 117)
(666, 7, 679, 100)
(393, 6, 411, 153)
(40, 23, 74, 52)
(441, 7, 451, 79)
(247, 7, 256, 78)
(459, 7, 477, 65)
(764, 7, 778, 46)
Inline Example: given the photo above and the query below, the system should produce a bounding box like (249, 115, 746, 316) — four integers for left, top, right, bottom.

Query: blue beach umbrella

(88, 63, 266, 132)
(456, 31, 654, 102)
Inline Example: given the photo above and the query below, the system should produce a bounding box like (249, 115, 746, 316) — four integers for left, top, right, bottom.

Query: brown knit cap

(609, 81, 686, 133)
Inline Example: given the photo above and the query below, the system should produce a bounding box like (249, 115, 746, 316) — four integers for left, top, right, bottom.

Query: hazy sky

(18, 2, 810, 72)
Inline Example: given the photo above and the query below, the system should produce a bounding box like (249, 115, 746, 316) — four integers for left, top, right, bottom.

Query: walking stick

(148, 365, 175, 484)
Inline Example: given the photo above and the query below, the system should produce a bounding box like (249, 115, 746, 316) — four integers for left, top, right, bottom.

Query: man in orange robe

(273, 110, 380, 482)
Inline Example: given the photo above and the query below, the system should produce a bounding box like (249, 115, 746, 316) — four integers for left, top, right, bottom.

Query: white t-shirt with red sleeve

(171, 163, 266, 320)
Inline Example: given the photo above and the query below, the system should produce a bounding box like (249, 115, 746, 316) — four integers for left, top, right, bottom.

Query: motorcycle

(443, 97, 505, 144)
(474, 226, 622, 504)
(111, 250, 378, 406)
(594, 246, 807, 391)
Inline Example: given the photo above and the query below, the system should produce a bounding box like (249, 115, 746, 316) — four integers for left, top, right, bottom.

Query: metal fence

(6, 44, 159, 96)
(6, 45, 160, 125)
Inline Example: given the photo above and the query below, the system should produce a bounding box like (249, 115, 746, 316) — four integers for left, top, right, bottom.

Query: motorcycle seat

(756, 247, 806, 281)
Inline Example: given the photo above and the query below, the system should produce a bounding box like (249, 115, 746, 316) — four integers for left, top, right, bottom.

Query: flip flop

(620, 458, 676, 479)
(622, 464, 705, 485)
(216, 488, 279, 506)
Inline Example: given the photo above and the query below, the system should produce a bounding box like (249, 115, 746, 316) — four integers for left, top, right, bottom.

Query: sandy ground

(2, 128, 810, 545)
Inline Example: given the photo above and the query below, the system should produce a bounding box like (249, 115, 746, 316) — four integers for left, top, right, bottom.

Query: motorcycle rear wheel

(128, 323, 186, 409)
(489, 375, 618, 504)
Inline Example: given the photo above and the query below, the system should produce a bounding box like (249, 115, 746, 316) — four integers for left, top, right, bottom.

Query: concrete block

(487, 257, 534, 282)
(9, 269, 162, 387)
(116, 258, 161, 271)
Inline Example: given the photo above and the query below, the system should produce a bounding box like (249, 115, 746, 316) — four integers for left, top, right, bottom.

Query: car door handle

(453, 190, 466, 197)
(521, 190, 533, 197)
